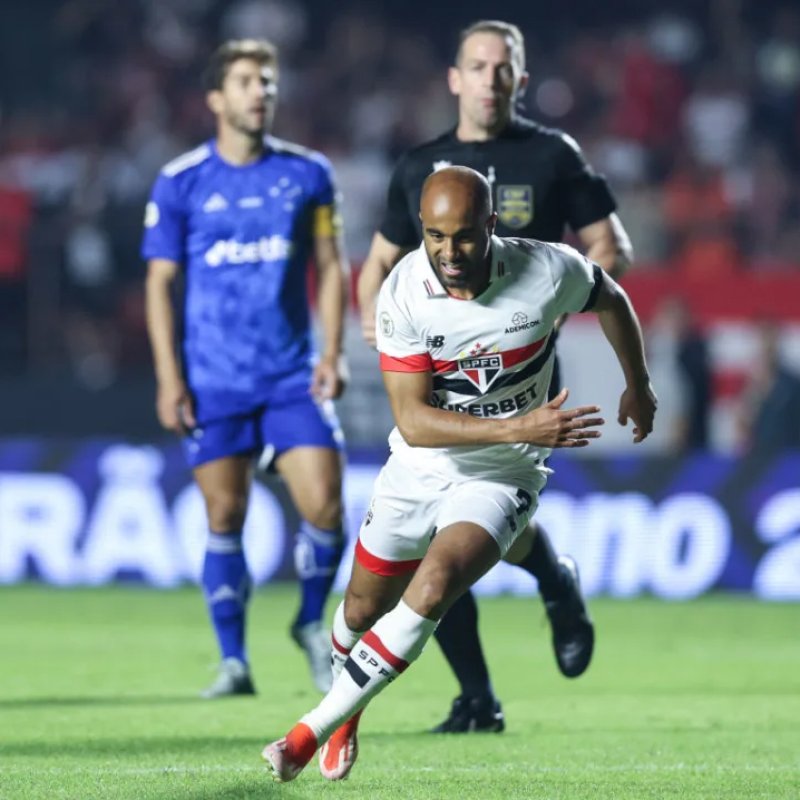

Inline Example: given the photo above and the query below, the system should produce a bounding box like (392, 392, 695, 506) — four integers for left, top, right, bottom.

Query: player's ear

(447, 66, 461, 97)
(487, 212, 498, 236)
(515, 71, 530, 97)
(206, 90, 223, 115)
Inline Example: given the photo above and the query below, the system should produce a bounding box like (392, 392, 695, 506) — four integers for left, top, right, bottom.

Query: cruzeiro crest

(458, 353, 504, 392)
(497, 185, 533, 229)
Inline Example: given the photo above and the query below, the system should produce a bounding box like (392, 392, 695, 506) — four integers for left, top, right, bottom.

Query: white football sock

(301, 600, 438, 743)
(330, 601, 362, 680)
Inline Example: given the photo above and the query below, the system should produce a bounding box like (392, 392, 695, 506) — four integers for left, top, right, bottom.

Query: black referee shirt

(379, 116, 617, 248)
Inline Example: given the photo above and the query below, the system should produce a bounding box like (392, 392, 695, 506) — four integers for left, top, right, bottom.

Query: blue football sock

(202, 530, 250, 663)
(293, 521, 345, 628)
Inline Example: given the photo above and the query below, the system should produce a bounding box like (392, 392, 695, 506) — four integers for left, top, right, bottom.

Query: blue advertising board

(0, 440, 797, 599)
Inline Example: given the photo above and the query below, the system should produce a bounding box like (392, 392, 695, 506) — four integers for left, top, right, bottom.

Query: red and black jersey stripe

(431, 334, 556, 397)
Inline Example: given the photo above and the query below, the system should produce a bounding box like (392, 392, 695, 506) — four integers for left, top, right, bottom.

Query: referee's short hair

(204, 39, 278, 92)
(455, 20, 525, 72)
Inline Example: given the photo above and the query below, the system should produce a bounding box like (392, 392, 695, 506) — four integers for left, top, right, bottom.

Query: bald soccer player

(261, 166, 657, 783)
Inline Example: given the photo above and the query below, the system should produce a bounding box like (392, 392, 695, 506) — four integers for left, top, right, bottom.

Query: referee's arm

(357, 232, 413, 347)
(575, 212, 633, 281)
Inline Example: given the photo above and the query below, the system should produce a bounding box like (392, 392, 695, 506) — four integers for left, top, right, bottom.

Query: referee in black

(358, 19, 633, 733)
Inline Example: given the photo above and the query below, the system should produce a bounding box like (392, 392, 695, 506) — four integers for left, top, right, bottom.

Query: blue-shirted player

(143, 39, 349, 697)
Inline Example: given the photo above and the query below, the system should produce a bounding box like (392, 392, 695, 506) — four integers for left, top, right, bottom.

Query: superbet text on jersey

(376, 236, 602, 478)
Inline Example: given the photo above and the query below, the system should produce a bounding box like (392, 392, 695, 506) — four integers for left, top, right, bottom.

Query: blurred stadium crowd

(0, 0, 799, 448)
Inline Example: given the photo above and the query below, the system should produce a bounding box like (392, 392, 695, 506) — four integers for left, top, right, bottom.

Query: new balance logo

(426, 335, 445, 348)
(202, 193, 228, 213)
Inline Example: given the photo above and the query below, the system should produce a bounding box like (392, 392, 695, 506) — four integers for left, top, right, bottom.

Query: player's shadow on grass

(0, 695, 207, 709)
(176, 784, 303, 800)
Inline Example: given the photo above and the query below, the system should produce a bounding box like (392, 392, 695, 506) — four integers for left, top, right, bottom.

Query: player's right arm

(357, 233, 412, 346)
(145, 258, 195, 434)
(589, 271, 657, 443)
(141, 170, 194, 434)
(383, 371, 602, 449)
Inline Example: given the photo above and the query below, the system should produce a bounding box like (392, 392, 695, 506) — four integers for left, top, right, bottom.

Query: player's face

(211, 58, 277, 137)
(448, 32, 527, 136)
(421, 193, 497, 297)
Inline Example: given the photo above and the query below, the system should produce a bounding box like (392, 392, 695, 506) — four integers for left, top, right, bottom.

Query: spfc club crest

(458, 354, 504, 392)
(497, 185, 533, 229)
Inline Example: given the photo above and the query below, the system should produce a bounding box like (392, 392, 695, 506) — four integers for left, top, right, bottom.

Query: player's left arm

(312, 203, 349, 401)
(575, 212, 633, 281)
(589, 272, 657, 443)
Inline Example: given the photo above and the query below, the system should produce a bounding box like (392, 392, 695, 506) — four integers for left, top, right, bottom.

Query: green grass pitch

(0, 584, 797, 799)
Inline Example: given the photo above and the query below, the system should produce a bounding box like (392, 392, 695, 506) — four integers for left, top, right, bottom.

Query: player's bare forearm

(383, 372, 603, 449)
(592, 274, 657, 441)
(145, 259, 196, 431)
(316, 272, 346, 362)
(389, 395, 517, 447)
(314, 237, 349, 361)
(312, 256, 347, 400)
(593, 278, 649, 387)
(145, 260, 182, 384)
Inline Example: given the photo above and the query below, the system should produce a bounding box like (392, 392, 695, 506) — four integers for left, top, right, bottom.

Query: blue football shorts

(182, 395, 344, 469)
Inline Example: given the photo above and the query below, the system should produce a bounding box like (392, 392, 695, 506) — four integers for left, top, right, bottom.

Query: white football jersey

(375, 235, 602, 479)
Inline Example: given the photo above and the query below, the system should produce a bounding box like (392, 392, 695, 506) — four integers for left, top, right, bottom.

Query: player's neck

(455, 115, 510, 143)
(215, 128, 266, 166)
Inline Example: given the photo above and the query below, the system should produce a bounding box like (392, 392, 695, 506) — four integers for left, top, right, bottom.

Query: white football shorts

(356, 453, 549, 576)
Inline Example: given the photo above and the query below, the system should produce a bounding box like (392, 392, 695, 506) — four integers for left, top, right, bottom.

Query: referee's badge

(497, 185, 533, 229)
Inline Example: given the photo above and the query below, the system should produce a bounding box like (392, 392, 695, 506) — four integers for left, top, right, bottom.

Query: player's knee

(343, 589, 384, 632)
(302, 492, 343, 531)
(205, 491, 248, 532)
(410, 570, 451, 620)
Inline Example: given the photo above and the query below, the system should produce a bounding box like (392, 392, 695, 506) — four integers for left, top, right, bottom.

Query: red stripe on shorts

(361, 630, 409, 673)
(379, 352, 432, 372)
(355, 539, 421, 577)
(331, 634, 350, 655)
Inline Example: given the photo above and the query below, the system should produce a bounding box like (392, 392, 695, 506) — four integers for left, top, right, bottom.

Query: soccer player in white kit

(262, 166, 657, 782)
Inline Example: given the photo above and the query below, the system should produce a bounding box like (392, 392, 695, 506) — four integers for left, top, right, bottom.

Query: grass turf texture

(0, 585, 797, 800)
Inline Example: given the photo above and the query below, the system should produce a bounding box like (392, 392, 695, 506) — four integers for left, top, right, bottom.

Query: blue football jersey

(142, 137, 340, 421)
